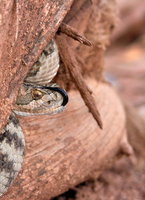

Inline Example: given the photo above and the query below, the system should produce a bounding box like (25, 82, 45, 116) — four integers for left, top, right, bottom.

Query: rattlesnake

(0, 40, 68, 196)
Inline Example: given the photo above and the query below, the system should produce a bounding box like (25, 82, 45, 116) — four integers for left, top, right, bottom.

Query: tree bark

(0, 0, 73, 131)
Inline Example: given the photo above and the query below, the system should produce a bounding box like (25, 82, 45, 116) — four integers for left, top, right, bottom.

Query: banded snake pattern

(0, 40, 68, 196)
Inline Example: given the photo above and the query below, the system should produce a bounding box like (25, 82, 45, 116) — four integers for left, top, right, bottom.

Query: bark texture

(0, 0, 73, 130)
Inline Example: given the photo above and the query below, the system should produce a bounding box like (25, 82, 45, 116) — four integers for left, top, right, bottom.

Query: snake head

(14, 84, 69, 116)
(41, 86, 69, 106)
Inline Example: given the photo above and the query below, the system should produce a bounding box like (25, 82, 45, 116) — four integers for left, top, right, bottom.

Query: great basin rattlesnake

(0, 40, 68, 196)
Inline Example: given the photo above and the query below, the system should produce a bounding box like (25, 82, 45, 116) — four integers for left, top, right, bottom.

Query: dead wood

(1, 80, 126, 200)
(0, 0, 73, 131)
(56, 35, 103, 129)
(59, 23, 92, 46)
(68, 0, 116, 79)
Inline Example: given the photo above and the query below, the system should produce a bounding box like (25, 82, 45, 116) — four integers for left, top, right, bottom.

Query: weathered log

(1, 80, 127, 200)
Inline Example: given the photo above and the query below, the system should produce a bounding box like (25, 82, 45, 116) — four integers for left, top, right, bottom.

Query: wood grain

(1, 79, 126, 200)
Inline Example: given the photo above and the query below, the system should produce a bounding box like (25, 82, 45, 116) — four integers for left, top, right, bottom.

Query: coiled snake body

(0, 40, 68, 196)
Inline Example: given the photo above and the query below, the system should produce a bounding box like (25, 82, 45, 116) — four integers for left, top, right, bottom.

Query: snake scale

(0, 40, 68, 196)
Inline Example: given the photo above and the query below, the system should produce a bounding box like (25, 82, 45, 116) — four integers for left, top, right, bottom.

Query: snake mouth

(41, 86, 69, 106)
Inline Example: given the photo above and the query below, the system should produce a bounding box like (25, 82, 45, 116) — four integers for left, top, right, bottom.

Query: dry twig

(59, 23, 92, 46)
(56, 34, 103, 129)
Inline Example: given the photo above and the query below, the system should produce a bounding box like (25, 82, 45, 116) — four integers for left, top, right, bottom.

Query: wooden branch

(56, 35, 103, 129)
(59, 23, 92, 46)
(1, 80, 126, 200)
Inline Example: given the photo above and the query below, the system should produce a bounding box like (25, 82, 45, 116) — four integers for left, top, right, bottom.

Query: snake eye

(32, 89, 43, 100)
(47, 100, 51, 104)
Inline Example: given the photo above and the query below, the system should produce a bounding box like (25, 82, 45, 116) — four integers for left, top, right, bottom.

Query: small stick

(59, 23, 92, 46)
(56, 35, 103, 129)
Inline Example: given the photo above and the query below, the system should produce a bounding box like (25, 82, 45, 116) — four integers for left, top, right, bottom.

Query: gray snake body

(0, 40, 68, 196)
